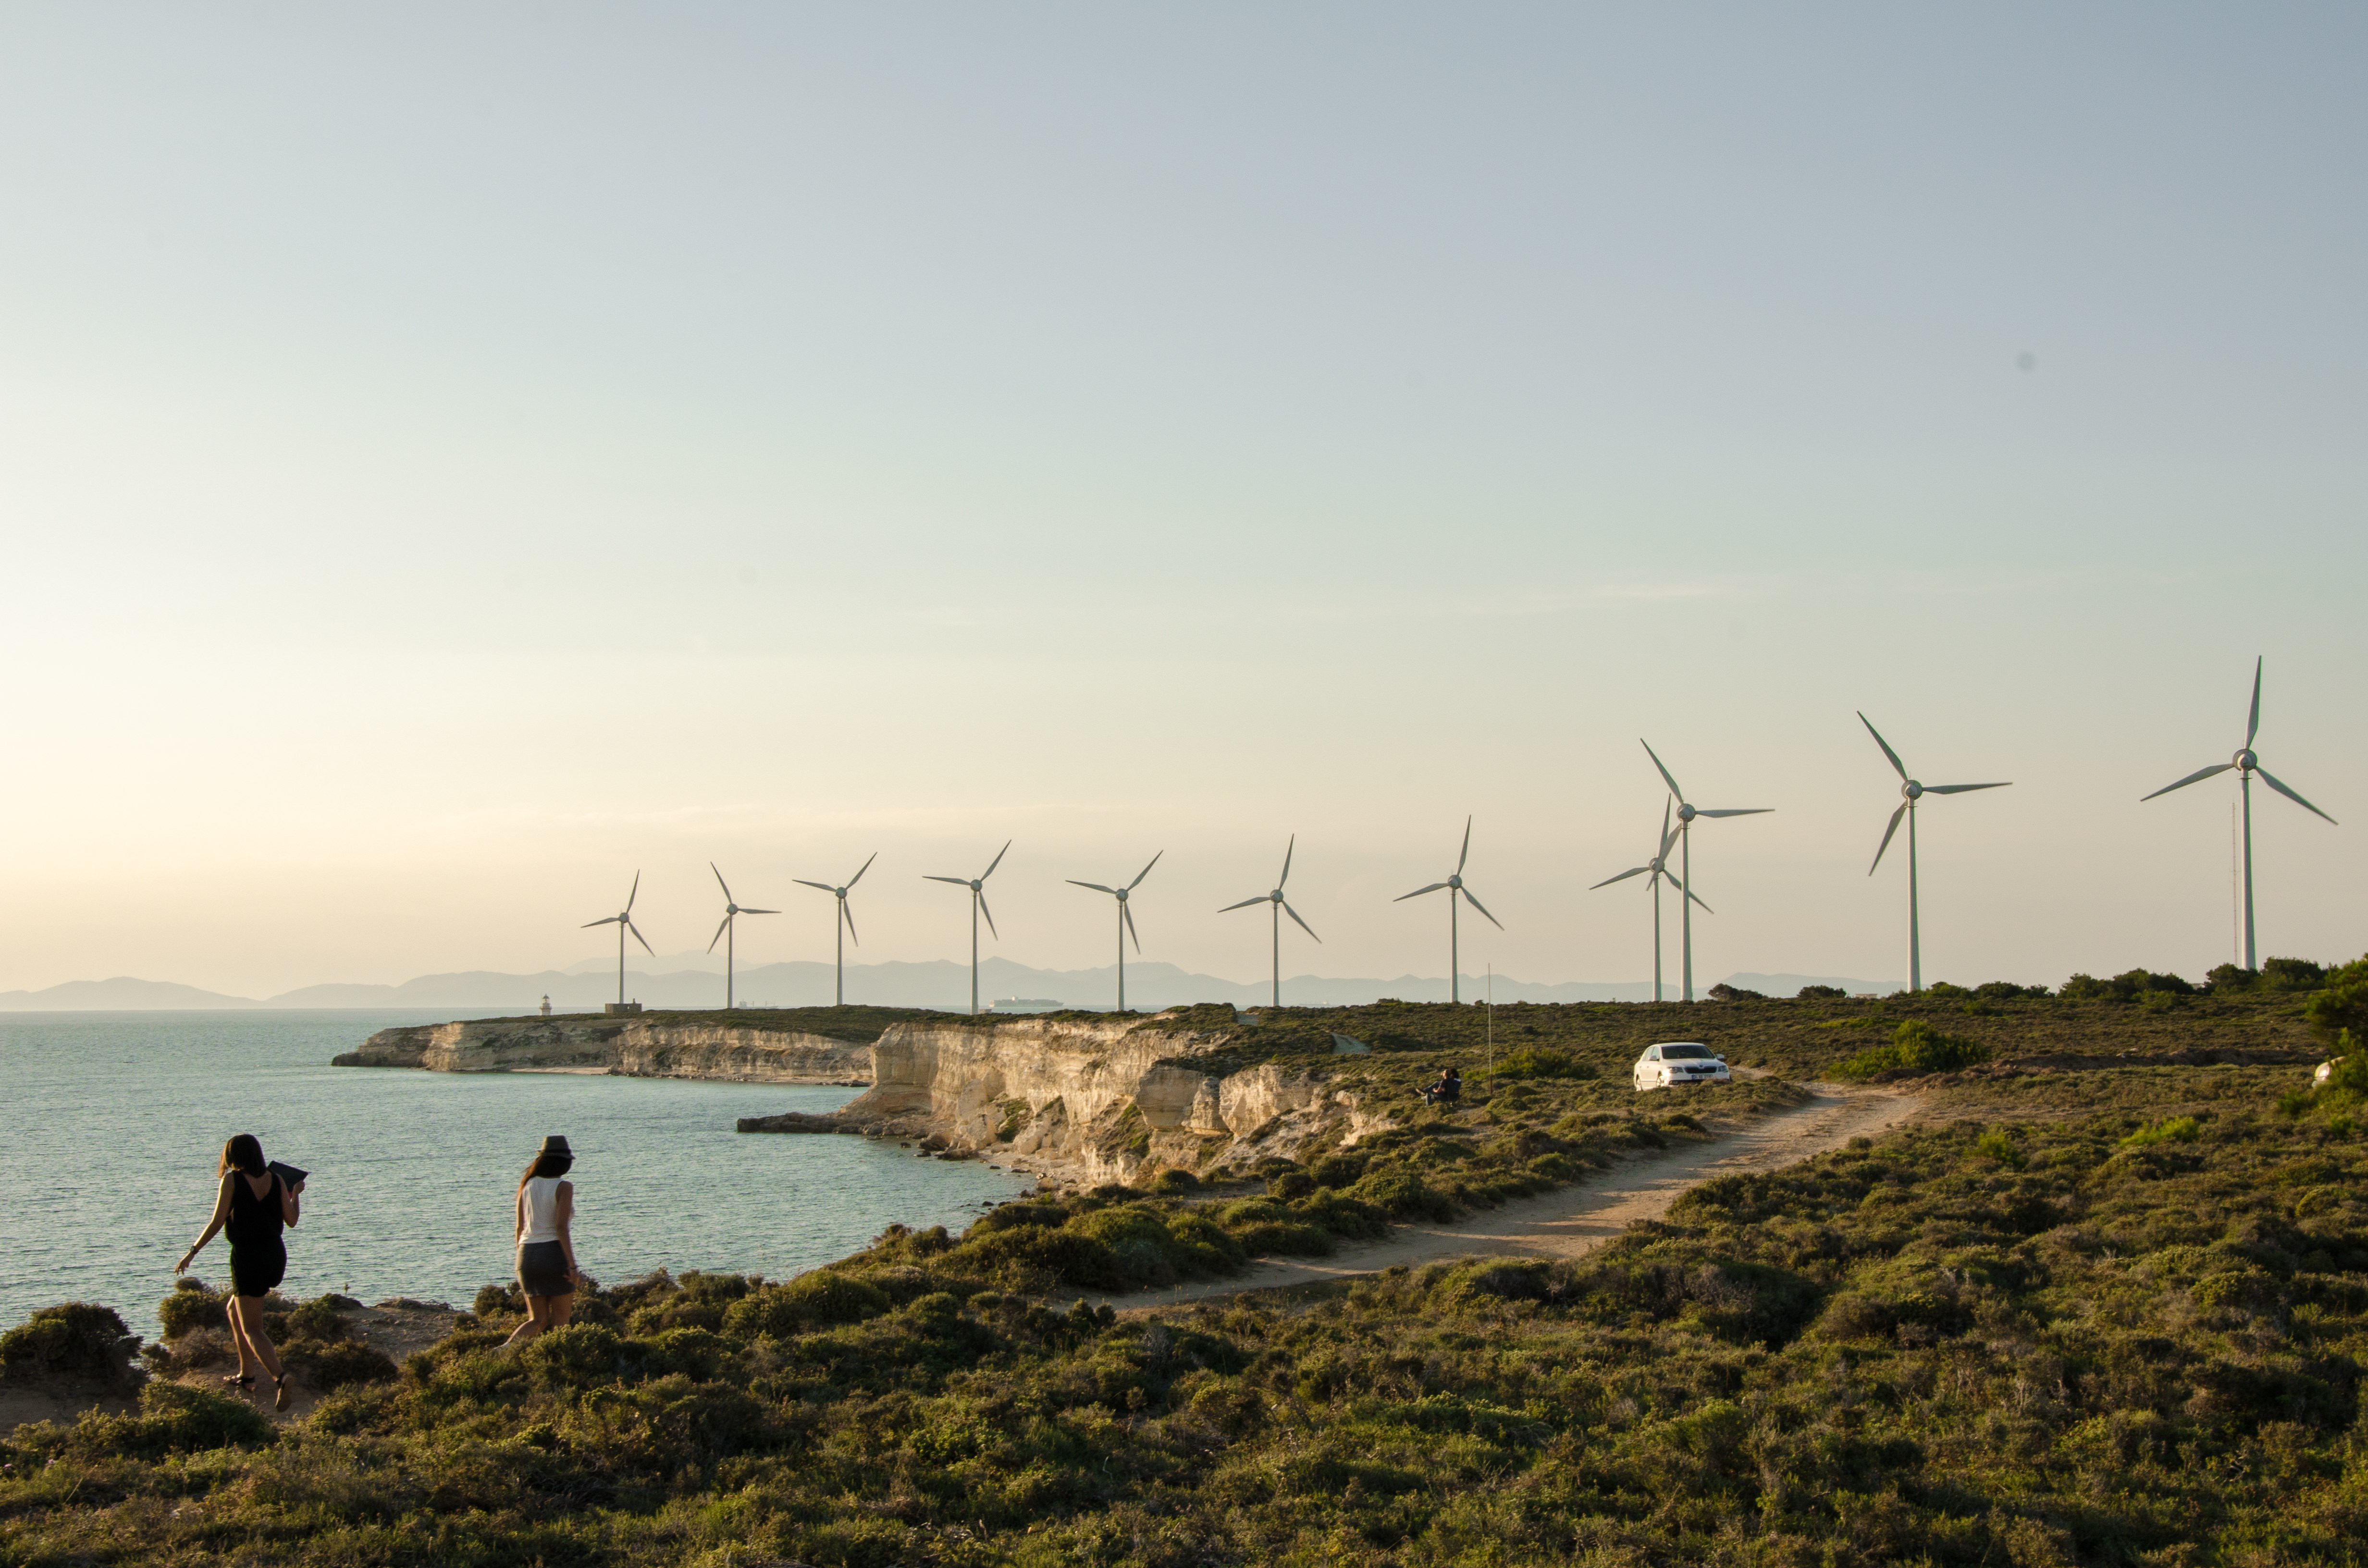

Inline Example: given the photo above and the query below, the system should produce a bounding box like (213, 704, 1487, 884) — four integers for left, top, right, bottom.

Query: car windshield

(1660, 1045, 1714, 1061)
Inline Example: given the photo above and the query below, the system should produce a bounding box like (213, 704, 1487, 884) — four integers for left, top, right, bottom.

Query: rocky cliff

(333, 1016, 871, 1083)
(739, 1014, 1386, 1186)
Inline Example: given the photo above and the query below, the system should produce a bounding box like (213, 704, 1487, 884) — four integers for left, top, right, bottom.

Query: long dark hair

(219, 1134, 265, 1178)
(518, 1152, 575, 1190)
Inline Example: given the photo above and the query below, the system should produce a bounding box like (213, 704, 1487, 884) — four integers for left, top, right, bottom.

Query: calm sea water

(0, 1011, 1029, 1341)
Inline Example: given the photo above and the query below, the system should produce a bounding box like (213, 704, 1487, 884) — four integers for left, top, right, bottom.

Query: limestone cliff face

(334, 1017, 870, 1083)
(741, 1016, 1388, 1185)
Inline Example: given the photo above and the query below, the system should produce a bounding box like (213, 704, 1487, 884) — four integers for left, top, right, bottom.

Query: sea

(0, 1011, 1031, 1342)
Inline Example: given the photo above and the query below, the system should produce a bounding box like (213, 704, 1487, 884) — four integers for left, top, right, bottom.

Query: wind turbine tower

(925, 841, 1010, 1017)
(1394, 817, 1501, 1003)
(1589, 800, 1705, 1003)
(1068, 853, 1162, 1012)
(1640, 740, 1770, 1002)
(794, 853, 877, 1005)
(705, 864, 776, 1010)
(2142, 657, 2335, 970)
(581, 872, 655, 1009)
(1859, 713, 2010, 992)
(1220, 835, 1320, 1006)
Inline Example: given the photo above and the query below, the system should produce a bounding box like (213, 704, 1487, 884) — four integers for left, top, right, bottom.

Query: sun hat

(535, 1135, 573, 1157)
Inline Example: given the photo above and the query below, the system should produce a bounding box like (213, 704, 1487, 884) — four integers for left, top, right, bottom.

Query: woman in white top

(503, 1134, 580, 1348)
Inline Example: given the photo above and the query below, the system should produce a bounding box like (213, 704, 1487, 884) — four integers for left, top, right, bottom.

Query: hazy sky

(2, 5, 2361, 998)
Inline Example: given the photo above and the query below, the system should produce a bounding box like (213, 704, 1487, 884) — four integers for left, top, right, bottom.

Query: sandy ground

(1102, 1084, 1918, 1311)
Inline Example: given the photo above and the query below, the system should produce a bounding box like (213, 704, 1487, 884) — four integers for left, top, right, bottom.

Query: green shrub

(965, 1202, 1066, 1235)
(1149, 1167, 1202, 1193)
(0, 1303, 139, 1384)
(935, 1225, 1123, 1293)
(2121, 1116, 2200, 1148)
(1268, 1170, 1316, 1201)
(1492, 1047, 1596, 1080)
(159, 1277, 230, 1337)
(723, 1272, 895, 1339)
(1973, 1128, 2026, 1169)
(1834, 1020, 1991, 1079)
(281, 1296, 351, 1343)
(1796, 984, 1846, 1000)
(1308, 1153, 1366, 1188)
(67, 1380, 274, 1458)
(289, 1338, 399, 1390)
(1350, 1170, 1458, 1222)
(519, 1322, 622, 1386)
(2305, 958, 2368, 1043)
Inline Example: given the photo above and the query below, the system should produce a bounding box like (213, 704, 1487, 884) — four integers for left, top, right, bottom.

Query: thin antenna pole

(1907, 798, 1922, 992)
(1680, 824, 1694, 1003)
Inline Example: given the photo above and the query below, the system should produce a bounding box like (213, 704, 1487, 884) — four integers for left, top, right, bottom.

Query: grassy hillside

(6, 983, 2362, 1566)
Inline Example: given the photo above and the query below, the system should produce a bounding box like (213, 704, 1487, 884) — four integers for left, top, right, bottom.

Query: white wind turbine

(1589, 800, 1708, 1003)
(793, 853, 877, 1006)
(705, 863, 777, 1011)
(925, 841, 1010, 1017)
(581, 872, 655, 1009)
(1860, 713, 2010, 993)
(2142, 657, 2336, 971)
(1219, 835, 1321, 1007)
(1394, 817, 1500, 1003)
(1640, 740, 1770, 1003)
(1068, 852, 1162, 1013)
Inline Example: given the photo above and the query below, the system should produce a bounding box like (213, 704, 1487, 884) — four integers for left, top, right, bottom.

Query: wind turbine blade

(1460, 886, 1505, 929)
(741, 907, 777, 915)
(977, 892, 999, 939)
(1686, 888, 1714, 914)
(1858, 713, 1909, 781)
(1123, 902, 1141, 953)
(2140, 764, 2230, 801)
(848, 852, 877, 888)
(982, 839, 1012, 880)
(582, 916, 621, 928)
(1658, 867, 1685, 892)
(841, 901, 860, 945)
(1870, 802, 1907, 875)
(708, 914, 732, 954)
(1068, 881, 1118, 895)
(1658, 799, 1677, 858)
(1279, 834, 1295, 888)
(925, 875, 971, 885)
(1218, 896, 1269, 912)
(1695, 808, 1772, 818)
(626, 870, 641, 914)
(1457, 816, 1472, 874)
(1282, 901, 1321, 943)
(628, 920, 656, 956)
(1923, 782, 2011, 795)
(1640, 739, 1685, 801)
(2247, 655, 2263, 748)
(793, 880, 838, 893)
(2257, 766, 2337, 824)
(711, 861, 733, 904)
(1128, 850, 1162, 890)
(1395, 882, 1450, 901)
(1590, 867, 1651, 889)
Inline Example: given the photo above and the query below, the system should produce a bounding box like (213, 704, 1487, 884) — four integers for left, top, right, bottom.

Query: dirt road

(1110, 1084, 1916, 1311)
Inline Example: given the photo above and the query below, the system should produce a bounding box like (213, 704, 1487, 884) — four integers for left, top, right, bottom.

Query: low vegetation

(5, 964, 2364, 1565)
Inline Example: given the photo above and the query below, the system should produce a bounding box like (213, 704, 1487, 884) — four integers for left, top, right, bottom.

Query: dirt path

(1107, 1084, 1917, 1311)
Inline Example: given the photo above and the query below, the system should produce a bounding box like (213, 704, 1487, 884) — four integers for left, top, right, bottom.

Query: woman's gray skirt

(517, 1240, 573, 1298)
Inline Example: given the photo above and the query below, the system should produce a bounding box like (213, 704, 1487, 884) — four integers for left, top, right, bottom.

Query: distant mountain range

(0, 963, 1901, 1013)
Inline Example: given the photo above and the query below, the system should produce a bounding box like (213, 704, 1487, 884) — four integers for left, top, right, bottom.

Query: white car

(1634, 1041, 1730, 1090)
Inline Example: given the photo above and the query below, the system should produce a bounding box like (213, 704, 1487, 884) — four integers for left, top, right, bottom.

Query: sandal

(222, 1373, 255, 1387)
(273, 1374, 291, 1412)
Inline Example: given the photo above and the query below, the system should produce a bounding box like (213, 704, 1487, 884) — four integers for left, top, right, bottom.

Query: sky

(1, 4, 2361, 1000)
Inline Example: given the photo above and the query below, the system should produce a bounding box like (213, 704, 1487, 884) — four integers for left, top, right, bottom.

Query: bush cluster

(1833, 1018, 1992, 1079)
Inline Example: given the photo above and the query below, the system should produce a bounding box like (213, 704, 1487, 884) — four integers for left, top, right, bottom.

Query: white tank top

(521, 1176, 567, 1244)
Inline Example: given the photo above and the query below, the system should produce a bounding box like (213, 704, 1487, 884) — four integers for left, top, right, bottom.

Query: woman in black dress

(176, 1133, 302, 1409)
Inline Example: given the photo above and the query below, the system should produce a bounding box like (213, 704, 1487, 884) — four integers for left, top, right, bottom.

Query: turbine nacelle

(1902, 780, 1923, 802)
(2235, 748, 2257, 772)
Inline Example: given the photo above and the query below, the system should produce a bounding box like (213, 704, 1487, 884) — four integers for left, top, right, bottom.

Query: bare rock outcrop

(334, 1017, 870, 1084)
(739, 1014, 1387, 1185)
